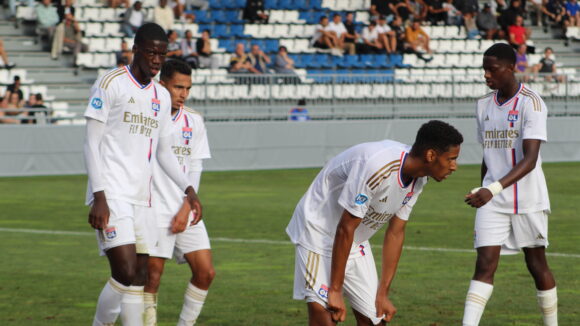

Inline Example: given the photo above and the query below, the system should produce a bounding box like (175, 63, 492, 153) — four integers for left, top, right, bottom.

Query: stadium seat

(225, 10, 244, 23)
(230, 24, 246, 38)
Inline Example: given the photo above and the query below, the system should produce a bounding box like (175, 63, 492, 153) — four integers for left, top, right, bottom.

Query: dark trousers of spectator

(428, 12, 447, 26)
(357, 43, 384, 54)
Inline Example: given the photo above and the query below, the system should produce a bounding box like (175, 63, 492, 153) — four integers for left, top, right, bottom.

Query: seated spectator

(51, 13, 88, 61)
(376, 15, 397, 54)
(274, 46, 298, 82)
(542, 0, 566, 27)
(477, 4, 505, 39)
(196, 29, 218, 69)
(328, 13, 355, 55)
(566, 0, 580, 26)
(181, 29, 198, 68)
(311, 16, 343, 56)
(57, 0, 76, 24)
(121, 1, 145, 38)
(390, 16, 408, 53)
(243, 0, 269, 24)
(426, 0, 448, 25)
(405, 20, 432, 55)
(528, 0, 544, 26)
(389, 0, 412, 21)
(35, 0, 59, 51)
(0, 40, 16, 68)
(288, 99, 310, 121)
(229, 43, 253, 74)
(533, 47, 566, 82)
(443, 0, 462, 27)
(247, 44, 271, 74)
(343, 12, 358, 55)
(115, 39, 133, 66)
(7, 75, 24, 103)
(515, 44, 532, 82)
(464, 12, 480, 39)
(508, 15, 533, 52)
(166, 29, 184, 61)
(359, 21, 384, 54)
(0, 91, 22, 124)
(409, 0, 428, 22)
(371, 0, 394, 21)
(154, 0, 174, 32)
(500, 0, 525, 30)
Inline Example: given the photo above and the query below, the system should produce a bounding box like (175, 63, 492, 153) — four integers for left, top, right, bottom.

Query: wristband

(485, 181, 503, 196)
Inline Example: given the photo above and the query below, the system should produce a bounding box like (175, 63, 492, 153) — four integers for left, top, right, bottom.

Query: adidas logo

(536, 234, 545, 240)
(379, 196, 388, 203)
(128, 97, 135, 104)
(484, 115, 489, 121)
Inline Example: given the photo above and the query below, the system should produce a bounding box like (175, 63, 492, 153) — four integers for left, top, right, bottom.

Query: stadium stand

(3, 0, 580, 123)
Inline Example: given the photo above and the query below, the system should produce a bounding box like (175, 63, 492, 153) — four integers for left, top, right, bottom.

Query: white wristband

(485, 181, 503, 196)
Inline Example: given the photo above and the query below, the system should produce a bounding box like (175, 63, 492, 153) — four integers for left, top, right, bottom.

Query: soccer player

(84, 23, 203, 326)
(287, 120, 463, 325)
(462, 43, 557, 326)
(142, 60, 214, 326)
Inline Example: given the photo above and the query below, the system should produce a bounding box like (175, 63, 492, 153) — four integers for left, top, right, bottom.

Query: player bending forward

(462, 43, 557, 326)
(85, 23, 202, 326)
(287, 120, 463, 325)
(142, 60, 214, 326)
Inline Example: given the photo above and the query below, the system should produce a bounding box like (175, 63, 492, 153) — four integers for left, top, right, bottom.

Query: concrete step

(47, 84, 91, 101)
(2, 36, 43, 52)
(25, 68, 96, 84)
(9, 51, 72, 67)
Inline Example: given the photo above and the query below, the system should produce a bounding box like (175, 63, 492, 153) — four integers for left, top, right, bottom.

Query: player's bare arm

(170, 198, 191, 233)
(185, 186, 203, 224)
(466, 139, 541, 208)
(328, 209, 362, 322)
(89, 191, 110, 230)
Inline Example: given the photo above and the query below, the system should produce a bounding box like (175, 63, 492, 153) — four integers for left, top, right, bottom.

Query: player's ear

(425, 148, 437, 163)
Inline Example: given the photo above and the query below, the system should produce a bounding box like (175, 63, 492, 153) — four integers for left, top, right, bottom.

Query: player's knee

(195, 266, 215, 287)
(113, 262, 138, 286)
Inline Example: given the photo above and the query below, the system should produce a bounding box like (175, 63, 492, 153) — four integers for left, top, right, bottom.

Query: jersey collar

(494, 83, 523, 107)
(397, 151, 414, 189)
(172, 107, 183, 122)
(124, 65, 153, 90)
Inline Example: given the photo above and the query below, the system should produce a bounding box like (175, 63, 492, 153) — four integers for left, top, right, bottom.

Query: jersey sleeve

(84, 77, 115, 123)
(190, 115, 211, 160)
(157, 87, 173, 139)
(521, 96, 548, 142)
(476, 102, 484, 144)
(395, 178, 426, 221)
(337, 158, 382, 219)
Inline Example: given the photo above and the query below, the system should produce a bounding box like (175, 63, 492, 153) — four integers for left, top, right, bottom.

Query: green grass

(0, 163, 579, 325)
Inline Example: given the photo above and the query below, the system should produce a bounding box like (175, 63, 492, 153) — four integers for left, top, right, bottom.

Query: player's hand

(464, 187, 493, 208)
(185, 186, 203, 225)
(170, 199, 190, 233)
(89, 191, 110, 230)
(375, 294, 397, 323)
(327, 289, 347, 322)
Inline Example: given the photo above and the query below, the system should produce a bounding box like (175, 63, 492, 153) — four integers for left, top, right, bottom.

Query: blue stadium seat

(213, 24, 228, 38)
(264, 39, 279, 53)
(309, 0, 323, 10)
(289, 54, 305, 68)
(209, 0, 222, 10)
(225, 10, 244, 23)
(211, 10, 228, 23)
(264, 0, 277, 9)
(198, 24, 213, 34)
(194, 10, 211, 24)
(389, 54, 408, 68)
(219, 39, 236, 53)
(230, 24, 246, 38)
(338, 55, 358, 68)
(373, 54, 392, 68)
(236, 0, 246, 8)
(303, 54, 317, 68)
(223, 0, 238, 9)
(359, 54, 374, 68)
(317, 54, 333, 68)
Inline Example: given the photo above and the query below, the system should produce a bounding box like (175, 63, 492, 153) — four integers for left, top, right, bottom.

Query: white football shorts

(293, 242, 384, 325)
(474, 208, 549, 254)
(96, 199, 155, 256)
(151, 220, 211, 263)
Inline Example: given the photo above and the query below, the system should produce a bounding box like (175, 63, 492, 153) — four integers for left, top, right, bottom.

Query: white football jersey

(84, 66, 172, 206)
(150, 106, 211, 227)
(476, 84, 550, 214)
(286, 140, 427, 258)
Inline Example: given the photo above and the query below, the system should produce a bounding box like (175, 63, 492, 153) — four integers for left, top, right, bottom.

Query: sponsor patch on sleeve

(355, 193, 369, 205)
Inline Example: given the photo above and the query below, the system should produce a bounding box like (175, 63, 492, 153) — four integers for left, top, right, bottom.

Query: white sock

(176, 283, 208, 326)
(537, 287, 558, 326)
(143, 292, 157, 326)
(462, 280, 494, 326)
(93, 277, 126, 326)
(121, 285, 145, 326)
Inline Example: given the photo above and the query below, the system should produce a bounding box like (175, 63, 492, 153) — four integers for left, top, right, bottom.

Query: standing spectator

(508, 15, 533, 52)
(405, 20, 432, 56)
(390, 16, 408, 53)
(166, 29, 184, 61)
(360, 21, 384, 54)
(528, 0, 544, 25)
(376, 15, 397, 54)
(121, 1, 145, 38)
(426, 0, 449, 25)
(312, 16, 343, 56)
(274, 46, 299, 84)
(500, 0, 525, 30)
(409, 0, 428, 22)
(477, 4, 505, 39)
(115, 39, 133, 66)
(328, 14, 354, 55)
(243, 0, 269, 23)
(0, 40, 15, 68)
(196, 29, 217, 69)
(533, 47, 566, 82)
(343, 12, 358, 54)
(288, 99, 310, 121)
(7, 75, 24, 103)
(515, 44, 532, 82)
(229, 43, 252, 74)
(154, 0, 175, 32)
(35, 0, 59, 50)
(51, 13, 88, 61)
(181, 29, 198, 68)
(566, 0, 580, 26)
(247, 44, 271, 74)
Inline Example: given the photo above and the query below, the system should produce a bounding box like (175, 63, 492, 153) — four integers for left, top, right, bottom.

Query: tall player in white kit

(462, 43, 557, 326)
(84, 23, 203, 326)
(142, 60, 214, 326)
(287, 120, 463, 325)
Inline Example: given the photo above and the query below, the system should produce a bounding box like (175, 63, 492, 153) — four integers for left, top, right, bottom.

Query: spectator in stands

(35, 0, 59, 51)
(57, 0, 76, 24)
(288, 99, 310, 121)
(169, 0, 185, 20)
(370, 0, 394, 21)
(51, 13, 88, 61)
(376, 15, 397, 54)
(528, 0, 544, 25)
(181, 29, 198, 68)
(229, 43, 253, 74)
(533, 47, 566, 82)
(7, 75, 24, 103)
(243, 0, 269, 24)
(312, 16, 343, 56)
(409, 0, 428, 22)
(196, 29, 218, 69)
(115, 39, 133, 66)
(477, 3, 505, 39)
(464, 12, 480, 39)
(343, 12, 358, 54)
(23, 93, 49, 124)
(154, 0, 175, 32)
(390, 16, 408, 53)
(107, 0, 130, 9)
(543, 0, 566, 27)
(121, 1, 145, 38)
(426, 0, 449, 25)
(515, 44, 532, 82)
(1, 90, 24, 121)
(359, 21, 384, 54)
(166, 29, 184, 61)
(0, 91, 22, 124)
(566, 0, 580, 26)
(390, 0, 412, 21)
(454, 0, 479, 16)
(274, 45, 299, 84)
(328, 13, 355, 55)
(247, 44, 271, 74)
(443, 0, 463, 27)
(405, 19, 432, 56)
(500, 0, 525, 30)
(0, 40, 16, 68)
(508, 15, 533, 52)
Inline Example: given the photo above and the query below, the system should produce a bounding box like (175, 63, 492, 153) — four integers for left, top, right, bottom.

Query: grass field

(1, 163, 579, 325)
